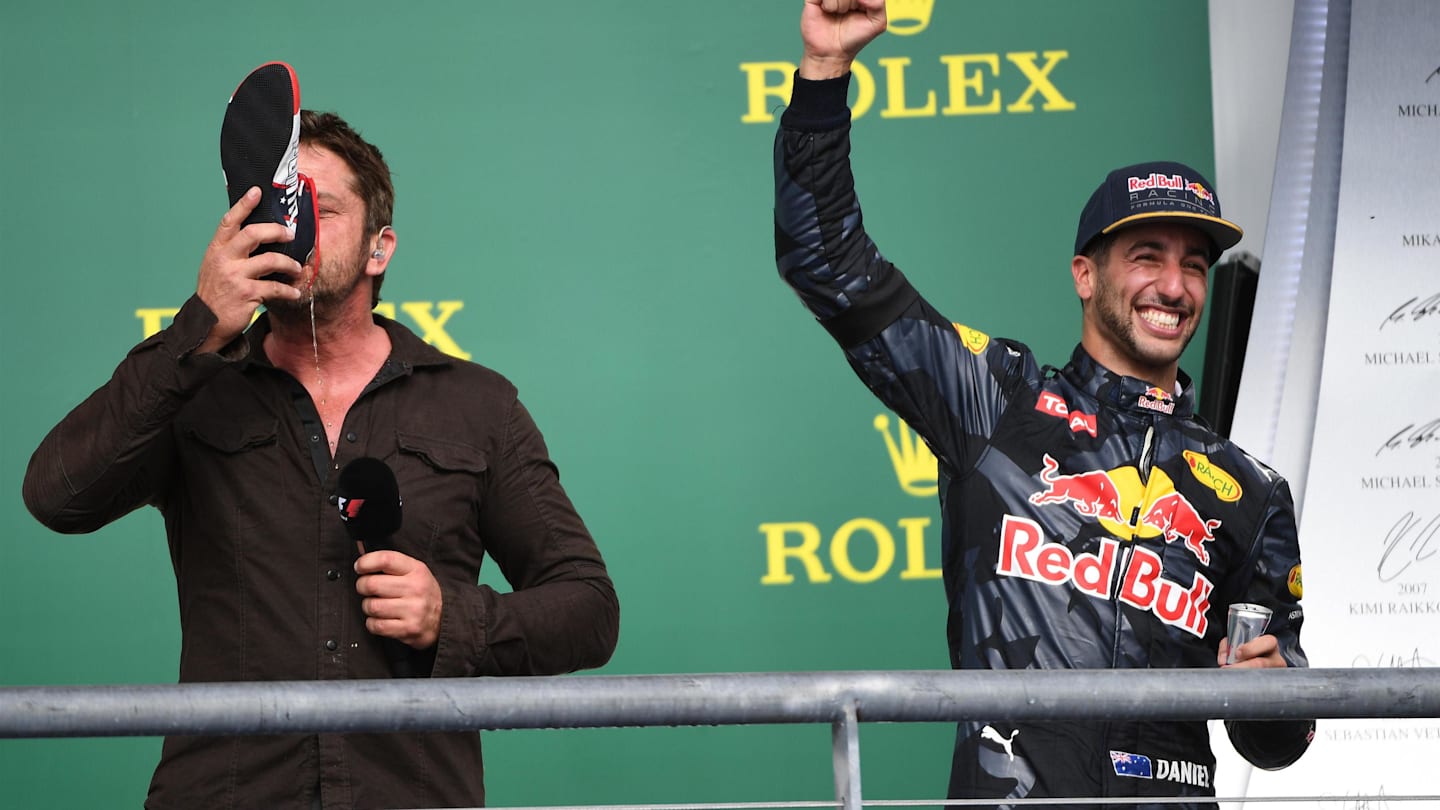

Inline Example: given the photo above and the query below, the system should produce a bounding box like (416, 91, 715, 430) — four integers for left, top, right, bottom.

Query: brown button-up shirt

(23, 296, 619, 809)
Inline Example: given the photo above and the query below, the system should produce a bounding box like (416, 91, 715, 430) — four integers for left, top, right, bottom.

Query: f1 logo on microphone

(337, 497, 365, 520)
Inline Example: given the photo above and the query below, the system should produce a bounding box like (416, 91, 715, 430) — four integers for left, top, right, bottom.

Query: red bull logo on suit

(996, 453, 1226, 637)
(998, 515, 1213, 637)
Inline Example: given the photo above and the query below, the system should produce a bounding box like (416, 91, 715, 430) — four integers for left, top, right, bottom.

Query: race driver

(772, 1, 1315, 804)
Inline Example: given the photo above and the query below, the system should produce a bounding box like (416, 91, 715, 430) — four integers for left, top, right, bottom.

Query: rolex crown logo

(885, 0, 935, 36)
(874, 414, 939, 497)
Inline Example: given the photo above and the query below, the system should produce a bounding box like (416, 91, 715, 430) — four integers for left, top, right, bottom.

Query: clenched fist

(800, 0, 888, 79)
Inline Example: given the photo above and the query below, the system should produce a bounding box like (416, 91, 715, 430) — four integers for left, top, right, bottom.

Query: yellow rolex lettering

(135, 301, 468, 355)
(739, 61, 796, 124)
(897, 516, 941, 580)
(939, 54, 1000, 115)
(760, 521, 833, 585)
(878, 57, 937, 119)
(741, 46, 1078, 125)
(1005, 51, 1075, 113)
(401, 301, 470, 360)
(830, 518, 897, 583)
(136, 308, 180, 339)
(760, 517, 939, 585)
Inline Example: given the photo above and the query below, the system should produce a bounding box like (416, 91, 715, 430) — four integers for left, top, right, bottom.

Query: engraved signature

(1375, 418, 1440, 456)
(1379, 292, 1440, 330)
(1334, 786, 1390, 810)
(1341, 793, 1390, 810)
(1353, 648, 1438, 667)
(1378, 512, 1439, 582)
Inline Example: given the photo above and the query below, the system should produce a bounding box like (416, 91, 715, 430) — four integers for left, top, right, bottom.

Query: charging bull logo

(1139, 492, 1220, 565)
(1029, 454, 1125, 523)
(1027, 454, 1221, 564)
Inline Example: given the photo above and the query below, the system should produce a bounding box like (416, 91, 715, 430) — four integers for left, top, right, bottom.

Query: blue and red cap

(1074, 161, 1243, 264)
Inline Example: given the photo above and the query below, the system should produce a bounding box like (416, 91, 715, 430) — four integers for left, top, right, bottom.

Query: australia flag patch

(1110, 750, 1154, 779)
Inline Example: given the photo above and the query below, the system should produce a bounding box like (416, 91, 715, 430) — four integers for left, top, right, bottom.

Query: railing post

(831, 698, 862, 810)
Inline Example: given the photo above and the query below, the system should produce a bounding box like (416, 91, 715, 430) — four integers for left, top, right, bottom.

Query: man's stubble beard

(267, 238, 368, 322)
(1090, 266, 1199, 374)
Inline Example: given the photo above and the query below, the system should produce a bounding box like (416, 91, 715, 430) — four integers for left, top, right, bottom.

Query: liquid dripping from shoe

(307, 274, 329, 455)
(310, 294, 322, 398)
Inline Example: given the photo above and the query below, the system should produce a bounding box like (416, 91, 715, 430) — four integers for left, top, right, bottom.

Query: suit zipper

(1111, 423, 1156, 665)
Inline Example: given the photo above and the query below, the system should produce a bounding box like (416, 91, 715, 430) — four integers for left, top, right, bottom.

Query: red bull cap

(1074, 160, 1243, 263)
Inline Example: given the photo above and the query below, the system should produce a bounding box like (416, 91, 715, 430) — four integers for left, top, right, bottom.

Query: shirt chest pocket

(175, 415, 284, 533)
(179, 415, 282, 479)
(182, 417, 281, 455)
(392, 431, 490, 562)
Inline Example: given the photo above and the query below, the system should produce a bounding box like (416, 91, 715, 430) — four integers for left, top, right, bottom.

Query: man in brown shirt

(23, 109, 619, 809)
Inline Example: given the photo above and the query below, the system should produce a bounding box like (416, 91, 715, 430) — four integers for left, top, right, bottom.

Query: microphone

(336, 457, 402, 544)
(335, 457, 428, 678)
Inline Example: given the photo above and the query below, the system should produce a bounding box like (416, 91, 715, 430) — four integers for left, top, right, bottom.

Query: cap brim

(1102, 211, 1244, 258)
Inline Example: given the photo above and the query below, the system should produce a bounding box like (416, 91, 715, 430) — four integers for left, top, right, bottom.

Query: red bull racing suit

(773, 75, 1313, 807)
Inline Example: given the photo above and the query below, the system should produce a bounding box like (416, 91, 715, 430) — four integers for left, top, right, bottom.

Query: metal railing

(4, 668, 1439, 808)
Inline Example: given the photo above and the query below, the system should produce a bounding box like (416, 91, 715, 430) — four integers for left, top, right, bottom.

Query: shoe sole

(220, 61, 315, 267)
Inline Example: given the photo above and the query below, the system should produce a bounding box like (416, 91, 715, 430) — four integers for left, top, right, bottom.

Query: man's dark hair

(1082, 232, 1117, 269)
(1076, 231, 1117, 310)
(300, 110, 395, 306)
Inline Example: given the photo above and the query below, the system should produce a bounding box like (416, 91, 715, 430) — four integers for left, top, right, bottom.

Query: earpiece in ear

(371, 224, 393, 260)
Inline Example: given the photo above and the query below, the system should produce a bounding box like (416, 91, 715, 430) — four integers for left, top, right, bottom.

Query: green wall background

(0, 1, 1218, 805)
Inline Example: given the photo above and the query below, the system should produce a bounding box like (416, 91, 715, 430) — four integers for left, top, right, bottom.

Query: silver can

(1225, 603, 1273, 664)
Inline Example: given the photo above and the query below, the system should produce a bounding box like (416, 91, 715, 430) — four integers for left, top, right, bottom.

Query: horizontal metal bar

(1, 668, 1437, 739)
(466, 799, 1440, 810)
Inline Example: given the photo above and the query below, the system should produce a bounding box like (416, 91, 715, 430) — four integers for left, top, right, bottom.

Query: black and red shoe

(220, 61, 317, 270)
